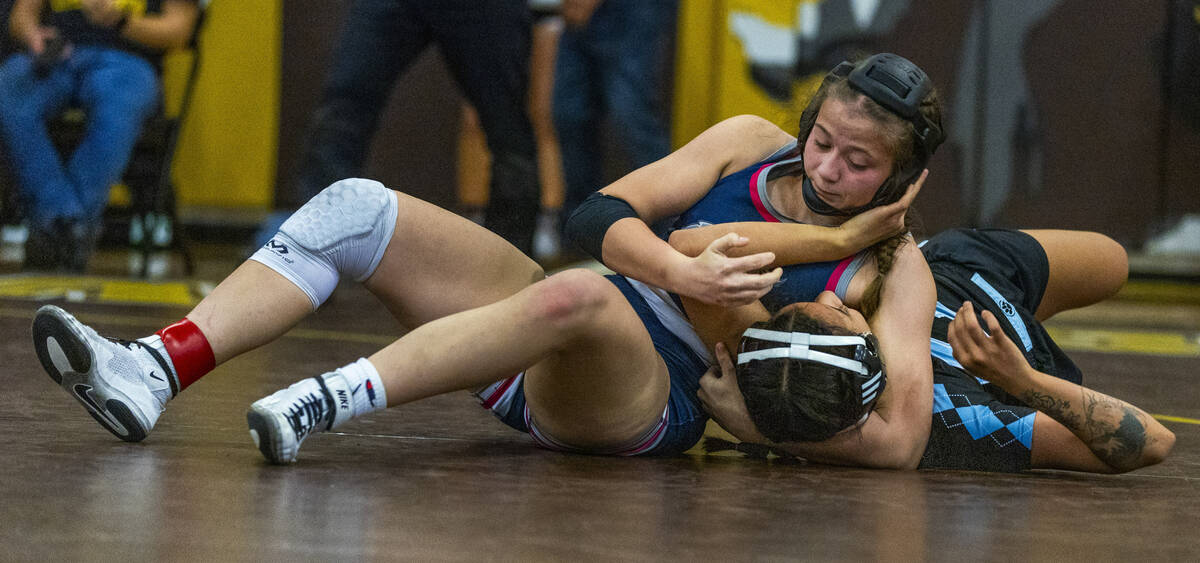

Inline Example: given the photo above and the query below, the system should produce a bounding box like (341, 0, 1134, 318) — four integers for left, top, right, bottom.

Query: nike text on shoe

(31, 305, 177, 442)
(246, 377, 335, 464)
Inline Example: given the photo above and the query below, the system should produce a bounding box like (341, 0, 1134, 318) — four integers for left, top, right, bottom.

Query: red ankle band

(157, 318, 215, 391)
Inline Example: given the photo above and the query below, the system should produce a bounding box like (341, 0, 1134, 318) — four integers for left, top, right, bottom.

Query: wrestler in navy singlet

(671, 141, 870, 312)
(475, 275, 710, 456)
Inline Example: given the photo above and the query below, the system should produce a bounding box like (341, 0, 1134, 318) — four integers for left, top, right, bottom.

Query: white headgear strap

(737, 328, 884, 406)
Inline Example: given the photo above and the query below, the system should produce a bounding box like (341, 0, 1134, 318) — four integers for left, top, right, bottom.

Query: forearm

(669, 222, 857, 264)
(1003, 368, 1174, 471)
(601, 217, 692, 291)
(10, 0, 44, 45)
(119, 1, 197, 50)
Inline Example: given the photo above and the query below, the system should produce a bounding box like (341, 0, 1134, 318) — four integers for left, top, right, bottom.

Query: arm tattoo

(1021, 389, 1148, 470)
(1081, 392, 1147, 470)
(1021, 391, 1081, 429)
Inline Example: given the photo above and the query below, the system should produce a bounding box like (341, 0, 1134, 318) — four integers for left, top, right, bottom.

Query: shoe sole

(247, 405, 293, 464)
(31, 306, 149, 442)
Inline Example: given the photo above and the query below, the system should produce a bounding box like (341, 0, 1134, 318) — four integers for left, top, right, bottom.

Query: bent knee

(1087, 232, 1129, 296)
(286, 179, 394, 251)
(528, 269, 616, 331)
(251, 178, 397, 308)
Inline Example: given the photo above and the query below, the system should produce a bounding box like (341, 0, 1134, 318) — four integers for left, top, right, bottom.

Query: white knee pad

(250, 178, 398, 309)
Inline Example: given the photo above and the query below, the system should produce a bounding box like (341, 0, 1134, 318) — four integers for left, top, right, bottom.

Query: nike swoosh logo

(71, 383, 129, 438)
(148, 370, 163, 382)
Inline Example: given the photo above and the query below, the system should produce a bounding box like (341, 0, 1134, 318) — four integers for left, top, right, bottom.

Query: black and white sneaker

(247, 377, 336, 464)
(31, 305, 177, 442)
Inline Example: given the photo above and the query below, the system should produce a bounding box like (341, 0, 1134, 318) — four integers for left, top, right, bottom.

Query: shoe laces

(111, 338, 146, 352)
(286, 392, 329, 440)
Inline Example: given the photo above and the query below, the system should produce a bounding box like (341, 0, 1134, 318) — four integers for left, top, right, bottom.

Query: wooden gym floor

(1, 244, 1197, 561)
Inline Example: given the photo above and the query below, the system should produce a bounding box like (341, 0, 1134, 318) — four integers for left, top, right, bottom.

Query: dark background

(276, 1, 1200, 248)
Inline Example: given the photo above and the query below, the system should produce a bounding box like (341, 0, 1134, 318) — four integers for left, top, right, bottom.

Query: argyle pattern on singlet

(932, 383, 1035, 449)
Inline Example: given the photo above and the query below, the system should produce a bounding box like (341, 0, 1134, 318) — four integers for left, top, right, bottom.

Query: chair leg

(136, 181, 193, 279)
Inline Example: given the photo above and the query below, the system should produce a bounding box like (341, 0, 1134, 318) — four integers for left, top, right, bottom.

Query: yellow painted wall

(165, 0, 279, 209)
(672, 1, 821, 148)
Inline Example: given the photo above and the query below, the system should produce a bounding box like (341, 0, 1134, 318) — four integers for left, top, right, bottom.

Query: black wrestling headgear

(800, 53, 945, 217)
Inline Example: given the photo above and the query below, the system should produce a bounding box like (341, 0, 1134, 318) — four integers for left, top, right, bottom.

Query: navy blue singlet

(670, 142, 867, 312)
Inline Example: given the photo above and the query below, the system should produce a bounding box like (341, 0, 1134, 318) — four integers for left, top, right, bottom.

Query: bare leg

(363, 190, 543, 328)
(368, 269, 670, 449)
(1021, 229, 1128, 321)
(189, 188, 541, 367)
(186, 262, 311, 365)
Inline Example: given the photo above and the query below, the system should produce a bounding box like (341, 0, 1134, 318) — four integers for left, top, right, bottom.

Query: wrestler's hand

(562, 0, 603, 28)
(81, 0, 126, 29)
(671, 232, 782, 308)
(698, 343, 769, 443)
(838, 169, 927, 250)
(947, 301, 1034, 390)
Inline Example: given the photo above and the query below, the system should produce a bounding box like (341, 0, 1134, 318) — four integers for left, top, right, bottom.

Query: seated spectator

(0, 0, 198, 271)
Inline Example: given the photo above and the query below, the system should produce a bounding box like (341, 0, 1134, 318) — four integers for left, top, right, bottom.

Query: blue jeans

(553, 0, 675, 232)
(0, 45, 159, 229)
(291, 0, 539, 254)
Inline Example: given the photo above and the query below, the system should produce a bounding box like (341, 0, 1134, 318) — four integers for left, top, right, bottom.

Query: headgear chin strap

(738, 328, 886, 406)
(802, 53, 946, 217)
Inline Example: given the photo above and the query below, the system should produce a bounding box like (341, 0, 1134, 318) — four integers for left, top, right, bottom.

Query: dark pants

(553, 0, 675, 236)
(295, 0, 539, 254)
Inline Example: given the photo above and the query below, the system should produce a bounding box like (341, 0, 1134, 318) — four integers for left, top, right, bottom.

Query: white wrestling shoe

(31, 305, 176, 442)
(246, 376, 337, 464)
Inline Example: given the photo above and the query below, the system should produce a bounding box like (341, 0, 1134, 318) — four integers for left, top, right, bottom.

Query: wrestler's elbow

(1139, 427, 1175, 469)
(1104, 426, 1175, 473)
(866, 427, 929, 470)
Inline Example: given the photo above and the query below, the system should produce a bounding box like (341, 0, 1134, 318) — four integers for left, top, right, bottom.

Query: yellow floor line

(1153, 414, 1200, 425)
(0, 275, 199, 307)
(1046, 326, 1200, 357)
(1118, 281, 1200, 306)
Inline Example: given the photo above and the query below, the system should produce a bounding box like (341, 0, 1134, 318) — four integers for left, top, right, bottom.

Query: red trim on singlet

(622, 416, 669, 456)
(480, 374, 519, 410)
(824, 255, 857, 293)
(525, 404, 670, 456)
(748, 163, 781, 223)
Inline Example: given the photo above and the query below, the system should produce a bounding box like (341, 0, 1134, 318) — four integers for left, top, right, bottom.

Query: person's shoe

(247, 377, 336, 464)
(532, 209, 561, 261)
(31, 305, 176, 442)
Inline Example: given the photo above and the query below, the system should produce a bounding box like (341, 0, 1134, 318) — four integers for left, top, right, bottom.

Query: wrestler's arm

(584, 115, 789, 306)
(667, 170, 926, 266)
(797, 242, 935, 468)
(949, 302, 1175, 473)
(117, 0, 199, 50)
(698, 243, 936, 469)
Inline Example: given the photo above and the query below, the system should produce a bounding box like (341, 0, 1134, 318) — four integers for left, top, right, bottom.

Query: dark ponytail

(704, 437, 802, 463)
